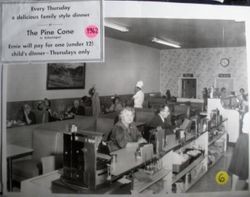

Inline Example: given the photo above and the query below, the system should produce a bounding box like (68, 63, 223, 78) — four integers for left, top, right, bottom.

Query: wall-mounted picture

(47, 63, 86, 89)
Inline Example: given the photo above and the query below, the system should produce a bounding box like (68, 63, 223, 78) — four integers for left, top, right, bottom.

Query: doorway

(181, 78, 197, 98)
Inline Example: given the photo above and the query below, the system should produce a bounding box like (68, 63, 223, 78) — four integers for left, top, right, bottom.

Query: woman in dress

(108, 107, 146, 152)
(89, 86, 101, 117)
(228, 111, 249, 190)
(132, 81, 144, 108)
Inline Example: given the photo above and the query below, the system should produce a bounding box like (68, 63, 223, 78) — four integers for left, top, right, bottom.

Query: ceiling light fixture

(213, 0, 224, 3)
(234, 19, 244, 22)
(152, 37, 181, 48)
(104, 21, 129, 32)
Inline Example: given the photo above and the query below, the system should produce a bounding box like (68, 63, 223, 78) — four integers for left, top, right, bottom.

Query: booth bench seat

(11, 116, 114, 182)
(10, 109, 170, 182)
(13, 129, 63, 181)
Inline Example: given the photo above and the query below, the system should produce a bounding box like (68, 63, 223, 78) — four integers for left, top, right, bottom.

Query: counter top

(177, 98, 204, 103)
(110, 130, 207, 180)
(161, 131, 205, 155)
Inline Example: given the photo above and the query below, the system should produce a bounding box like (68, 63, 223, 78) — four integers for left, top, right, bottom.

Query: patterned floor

(188, 146, 248, 193)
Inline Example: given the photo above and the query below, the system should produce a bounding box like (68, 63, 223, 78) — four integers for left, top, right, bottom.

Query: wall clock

(220, 58, 230, 68)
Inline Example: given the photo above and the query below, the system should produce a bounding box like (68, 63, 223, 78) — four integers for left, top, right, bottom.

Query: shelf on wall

(133, 168, 171, 193)
(208, 131, 226, 146)
(208, 154, 224, 169)
(172, 155, 205, 184)
(199, 118, 228, 133)
(184, 168, 207, 192)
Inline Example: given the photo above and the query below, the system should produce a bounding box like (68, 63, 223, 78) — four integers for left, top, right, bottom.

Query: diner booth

(2, 1, 250, 196)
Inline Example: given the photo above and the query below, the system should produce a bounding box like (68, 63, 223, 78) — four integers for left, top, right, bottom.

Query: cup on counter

(111, 153, 118, 163)
(7, 120, 12, 128)
(134, 149, 141, 161)
(107, 164, 112, 181)
(164, 134, 170, 148)
(71, 124, 78, 133)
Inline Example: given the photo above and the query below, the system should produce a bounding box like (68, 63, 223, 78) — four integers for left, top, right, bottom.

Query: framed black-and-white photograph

(46, 63, 86, 90)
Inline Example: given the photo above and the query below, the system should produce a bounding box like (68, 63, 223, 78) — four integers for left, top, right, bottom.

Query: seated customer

(43, 98, 58, 122)
(108, 107, 146, 152)
(37, 98, 56, 122)
(165, 89, 172, 102)
(80, 95, 92, 107)
(22, 104, 36, 125)
(238, 88, 247, 103)
(105, 96, 123, 113)
(145, 105, 173, 142)
(229, 91, 238, 109)
(69, 100, 85, 116)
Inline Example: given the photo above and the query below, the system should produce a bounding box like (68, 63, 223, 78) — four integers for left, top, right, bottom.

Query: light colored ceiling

(105, 18, 246, 49)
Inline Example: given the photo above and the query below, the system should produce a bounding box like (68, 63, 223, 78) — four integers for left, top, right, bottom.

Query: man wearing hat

(133, 80, 144, 108)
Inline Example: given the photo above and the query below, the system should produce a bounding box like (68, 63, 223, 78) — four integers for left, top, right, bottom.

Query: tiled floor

(188, 146, 247, 193)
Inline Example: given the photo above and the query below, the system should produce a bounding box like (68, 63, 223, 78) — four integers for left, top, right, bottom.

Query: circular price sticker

(85, 25, 99, 38)
(215, 171, 229, 185)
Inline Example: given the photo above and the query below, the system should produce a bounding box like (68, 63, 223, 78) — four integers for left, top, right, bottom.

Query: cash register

(59, 129, 111, 191)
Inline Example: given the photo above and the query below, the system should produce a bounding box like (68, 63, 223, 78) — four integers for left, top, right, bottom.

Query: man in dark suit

(145, 105, 173, 142)
(22, 104, 36, 125)
(69, 100, 85, 116)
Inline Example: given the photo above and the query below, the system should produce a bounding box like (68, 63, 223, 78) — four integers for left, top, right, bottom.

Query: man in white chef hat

(133, 80, 144, 108)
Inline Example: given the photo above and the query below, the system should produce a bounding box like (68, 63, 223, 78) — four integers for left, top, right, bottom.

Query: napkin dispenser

(175, 119, 192, 142)
(175, 129, 185, 140)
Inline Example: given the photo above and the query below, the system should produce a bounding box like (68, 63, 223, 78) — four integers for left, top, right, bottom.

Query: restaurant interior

(2, 1, 250, 196)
